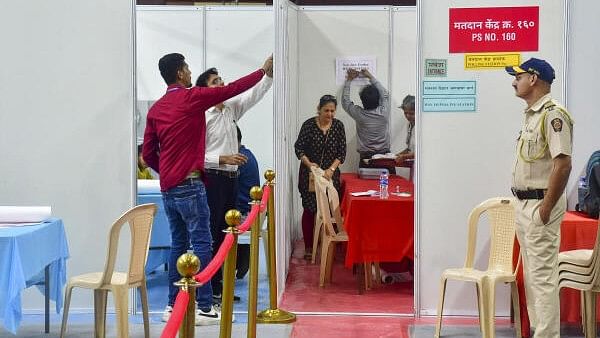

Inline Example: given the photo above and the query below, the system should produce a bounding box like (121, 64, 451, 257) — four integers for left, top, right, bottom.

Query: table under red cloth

(340, 173, 414, 269)
(514, 211, 599, 337)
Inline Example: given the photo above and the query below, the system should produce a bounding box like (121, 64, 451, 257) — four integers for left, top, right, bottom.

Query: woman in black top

(294, 94, 347, 260)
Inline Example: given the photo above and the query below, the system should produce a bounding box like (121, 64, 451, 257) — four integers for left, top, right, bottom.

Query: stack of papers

(350, 190, 378, 197)
(371, 153, 396, 160)
(0, 206, 52, 227)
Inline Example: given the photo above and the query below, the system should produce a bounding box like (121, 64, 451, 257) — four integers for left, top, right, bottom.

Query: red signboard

(449, 6, 539, 53)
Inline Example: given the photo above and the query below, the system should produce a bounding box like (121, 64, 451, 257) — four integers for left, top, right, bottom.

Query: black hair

(236, 125, 242, 143)
(196, 67, 219, 87)
(137, 144, 143, 155)
(359, 85, 380, 110)
(158, 53, 186, 85)
(318, 94, 337, 109)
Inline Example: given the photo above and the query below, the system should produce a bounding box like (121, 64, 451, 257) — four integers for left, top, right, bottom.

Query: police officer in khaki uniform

(507, 58, 573, 338)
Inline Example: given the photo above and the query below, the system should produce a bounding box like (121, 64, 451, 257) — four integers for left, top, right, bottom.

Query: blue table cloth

(137, 194, 171, 273)
(0, 218, 69, 334)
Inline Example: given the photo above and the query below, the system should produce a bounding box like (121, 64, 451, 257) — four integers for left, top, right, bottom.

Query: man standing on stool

(507, 58, 574, 338)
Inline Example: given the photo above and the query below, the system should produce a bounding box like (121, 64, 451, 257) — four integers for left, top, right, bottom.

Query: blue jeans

(162, 179, 213, 309)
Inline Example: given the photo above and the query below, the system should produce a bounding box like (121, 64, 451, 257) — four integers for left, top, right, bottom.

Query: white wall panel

(205, 7, 274, 178)
(565, 0, 600, 209)
(297, 7, 391, 172)
(418, 0, 566, 316)
(136, 7, 205, 101)
(0, 1, 135, 310)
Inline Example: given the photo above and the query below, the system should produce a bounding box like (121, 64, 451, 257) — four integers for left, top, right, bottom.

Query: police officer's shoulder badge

(551, 118, 563, 132)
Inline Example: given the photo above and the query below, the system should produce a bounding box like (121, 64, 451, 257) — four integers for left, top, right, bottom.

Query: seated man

(234, 126, 260, 279)
(341, 68, 394, 174)
(395, 95, 415, 165)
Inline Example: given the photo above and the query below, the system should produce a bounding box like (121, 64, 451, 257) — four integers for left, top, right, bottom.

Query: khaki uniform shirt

(512, 93, 573, 190)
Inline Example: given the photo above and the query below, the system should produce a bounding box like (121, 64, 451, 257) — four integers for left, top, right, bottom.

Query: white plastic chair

(558, 217, 600, 338)
(435, 197, 521, 338)
(313, 173, 349, 287)
(60, 203, 157, 338)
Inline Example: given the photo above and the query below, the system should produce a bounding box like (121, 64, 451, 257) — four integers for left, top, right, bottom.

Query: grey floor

(412, 324, 586, 338)
(1, 314, 292, 338)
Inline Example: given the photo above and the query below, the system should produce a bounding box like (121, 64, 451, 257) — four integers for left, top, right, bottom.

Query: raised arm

(341, 69, 363, 119)
(189, 56, 272, 111)
(228, 76, 273, 121)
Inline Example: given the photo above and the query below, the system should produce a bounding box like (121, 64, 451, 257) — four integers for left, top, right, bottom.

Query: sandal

(303, 251, 312, 260)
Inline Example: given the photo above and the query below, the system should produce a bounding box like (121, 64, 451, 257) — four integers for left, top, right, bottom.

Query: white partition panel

(418, 0, 566, 316)
(297, 7, 391, 172)
(0, 1, 134, 310)
(565, 0, 600, 209)
(205, 7, 274, 177)
(136, 7, 205, 101)
(274, 0, 300, 292)
(391, 7, 417, 179)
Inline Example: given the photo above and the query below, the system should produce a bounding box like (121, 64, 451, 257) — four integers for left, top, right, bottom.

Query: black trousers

(205, 171, 238, 295)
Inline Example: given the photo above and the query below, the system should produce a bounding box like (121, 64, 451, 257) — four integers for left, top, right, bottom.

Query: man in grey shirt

(341, 68, 392, 172)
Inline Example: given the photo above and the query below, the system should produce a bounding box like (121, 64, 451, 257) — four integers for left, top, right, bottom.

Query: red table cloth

(515, 211, 599, 337)
(340, 173, 414, 268)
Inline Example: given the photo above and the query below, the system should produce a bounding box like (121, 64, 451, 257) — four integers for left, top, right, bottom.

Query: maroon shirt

(143, 69, 264, 191)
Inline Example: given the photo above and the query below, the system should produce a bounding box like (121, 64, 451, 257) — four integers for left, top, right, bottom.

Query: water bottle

(379, 171, 389, 199)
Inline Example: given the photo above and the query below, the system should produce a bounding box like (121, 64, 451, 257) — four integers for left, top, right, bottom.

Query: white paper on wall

(335, 56, 377, 85)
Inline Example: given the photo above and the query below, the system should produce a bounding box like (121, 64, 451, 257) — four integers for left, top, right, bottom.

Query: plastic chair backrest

(463, 198, 517, 274)
(586, 218, 600, 288)
(314, 174, 341, 237)
(100, 203, 157, 286)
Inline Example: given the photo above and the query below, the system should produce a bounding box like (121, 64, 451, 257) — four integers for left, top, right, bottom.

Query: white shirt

(204, 76, 273, 171)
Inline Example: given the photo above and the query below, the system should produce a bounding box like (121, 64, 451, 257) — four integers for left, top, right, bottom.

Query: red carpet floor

(280, 241, 414, 314)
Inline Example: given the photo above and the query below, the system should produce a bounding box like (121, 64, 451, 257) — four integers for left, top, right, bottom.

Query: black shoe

(213, 293, 241, 302)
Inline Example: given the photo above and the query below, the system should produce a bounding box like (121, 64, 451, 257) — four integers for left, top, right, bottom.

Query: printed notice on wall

(335, 56, 376, 85)
(465, 53, 521, 70)
(425, 59, 447, 77)
(449, 6, 539, 53)
(422, 80, 477, 112)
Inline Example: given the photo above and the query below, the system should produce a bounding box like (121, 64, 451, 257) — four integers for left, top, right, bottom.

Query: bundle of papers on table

(0, 206, 52, 227)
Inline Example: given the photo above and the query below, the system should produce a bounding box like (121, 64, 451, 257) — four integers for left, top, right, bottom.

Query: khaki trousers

(514, 195, 565, 338)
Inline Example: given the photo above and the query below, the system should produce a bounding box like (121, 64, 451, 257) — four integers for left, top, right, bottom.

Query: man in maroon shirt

(143, 53, 272, 325)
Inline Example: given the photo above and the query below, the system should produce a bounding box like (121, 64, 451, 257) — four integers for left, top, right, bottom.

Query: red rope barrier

(260, 185, 270, 212)
(160, 290, 190, 338)
(195, 233, 234, 284)
(161, 183, 272, 336)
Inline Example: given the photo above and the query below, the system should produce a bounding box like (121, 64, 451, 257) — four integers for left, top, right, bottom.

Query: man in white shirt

(195, 58, 273, 303)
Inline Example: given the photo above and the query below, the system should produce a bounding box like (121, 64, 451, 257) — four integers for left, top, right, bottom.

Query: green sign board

(425, 59, 447, 77)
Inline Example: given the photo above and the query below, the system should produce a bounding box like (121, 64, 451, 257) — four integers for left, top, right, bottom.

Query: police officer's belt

(511, 188, 546, 200)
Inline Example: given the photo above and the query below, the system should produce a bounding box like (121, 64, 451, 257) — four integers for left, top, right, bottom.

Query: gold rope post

(219, 209, 241, 338)
(247, 186, 263, 338)
(257, 170, 296, 324)
(173, 253, 200, 338)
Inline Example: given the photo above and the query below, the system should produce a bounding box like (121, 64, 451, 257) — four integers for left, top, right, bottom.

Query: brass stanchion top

(177, 253, 200, 278)
(249, 186, 263, 201)
(264, 169, 275, 183)
(175, 253, 201, 288)
(225, 209, 242, 227)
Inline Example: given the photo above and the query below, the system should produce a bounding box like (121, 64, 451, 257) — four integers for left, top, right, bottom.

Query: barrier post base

(256, 309, 296, 324)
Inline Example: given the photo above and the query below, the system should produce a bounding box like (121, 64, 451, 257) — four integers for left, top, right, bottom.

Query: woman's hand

(305, 161, 318, 169)
(324, 168, 334, 180)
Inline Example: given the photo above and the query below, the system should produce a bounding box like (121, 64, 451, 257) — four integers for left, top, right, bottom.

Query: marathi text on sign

(449, 6, 539, 53)
(464, 53, 521, 70)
